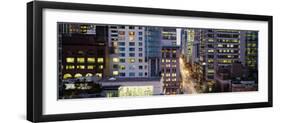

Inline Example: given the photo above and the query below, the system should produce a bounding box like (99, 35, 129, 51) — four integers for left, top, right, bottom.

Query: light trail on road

(179, 58, 198, 94)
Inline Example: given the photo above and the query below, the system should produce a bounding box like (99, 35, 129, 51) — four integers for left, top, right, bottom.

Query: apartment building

(108, 25, 148, 78)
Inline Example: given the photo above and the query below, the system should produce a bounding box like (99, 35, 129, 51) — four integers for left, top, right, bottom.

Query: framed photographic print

(27, 1, 273, 122)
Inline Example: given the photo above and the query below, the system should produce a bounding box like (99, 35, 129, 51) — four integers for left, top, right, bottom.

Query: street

(179, 57, 198, 94)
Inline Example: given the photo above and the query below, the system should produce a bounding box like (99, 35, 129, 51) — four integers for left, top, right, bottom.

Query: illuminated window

(77, 65, 85, 69)
(208, 59, 214, 63)
(208, 49, 214, 53)
(99, 65, 103, 69)
(166, 64, 170, 67)
(166, 78, 171, 82)
(113, 58, 119, 63)
(172, 60, 176, 63)
(172, 78, 177, 81)
(87, 58, 95, 63)
(87, 65, 95, 69)
(129, 58, 135, 63)
(208, 69, 214, 73)
(129, 31, 135, 41)
(172, 65, 177, 67)
(166, 73, 170, 77)
(113, 71, 119, 76)
(77, 58, 85, 63)
(208, 39, 214, 42)
(63, 73, 72, 79)
(113, 42, 118, 47)
(162, 59, 165, 63)
(66, 57, 74, 63)
(172, 50, 177, 53)
(97, 58, 104, 63)
(172, 73, 177, 77)
(119, 65, 126, 70)
(166, 59, 170, 63)
(85, 73, 93, 77)
(118, 31, 125, 40)
(74, 73, 83, 78)
(65, 65, 75, 69)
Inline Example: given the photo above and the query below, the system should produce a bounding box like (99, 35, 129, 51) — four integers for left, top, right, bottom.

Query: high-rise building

(108, 25, 148, 78)
(245, 31, 258, 83)
(181, 29, 201, 66)
(199, 29, 245, 82)
(160, 28, 181, 94)
(58, 23, 108, 81)
(145, 27, 162, 77)
(161, 46, 181, 94)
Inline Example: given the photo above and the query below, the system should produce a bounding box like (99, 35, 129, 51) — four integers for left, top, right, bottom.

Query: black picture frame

(27, 1, 273, 122)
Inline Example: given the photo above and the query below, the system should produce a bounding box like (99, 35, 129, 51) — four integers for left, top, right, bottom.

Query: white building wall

(109, 26, 148, 78)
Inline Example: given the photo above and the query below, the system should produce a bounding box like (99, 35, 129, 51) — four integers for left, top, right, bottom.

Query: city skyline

(58, 22, 258, 99)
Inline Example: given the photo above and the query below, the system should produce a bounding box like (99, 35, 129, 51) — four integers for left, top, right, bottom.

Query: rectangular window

(113, 58, 119, 63)
(139, 48, 143, 51)
(97, 58, 104, 63)
(87, 65, 95, 69)
(119, 47, 125, 51)
(113, 64, 119, 69)
(165, 73, 170, 77)
(129, 42, 135, 46)
(119, 72, 126, 76)
(77, 58, 85, 63)
(77, 65, 85, 69)
(119, 65, 126, 70)
(138, 42, 143, 46)
(139, 53, 143, 57)
(208, 49, 214, 53)
(139, 65, 143, 70)
(98, 65, 103, 69)
(129, 31, 135, 41)
(118, 42, 125, 46)
(66, 65, 75, 69)
(66, 57, 75, 63)
(120, 58, 125, 63)
(119, 53, 126, 57)
(87, 57, 95, 63)
(129, 48, 135, 51)
(113, 71, 119, 76)
(129, 53, 135, 57)
(129, 58, 135, 63)
(129, 72, 135, 77)
(119, 31, 125, 35)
